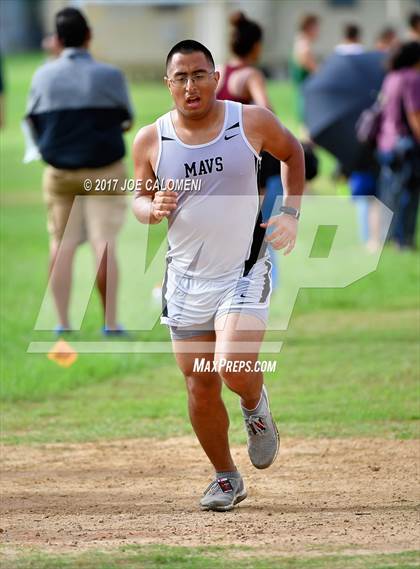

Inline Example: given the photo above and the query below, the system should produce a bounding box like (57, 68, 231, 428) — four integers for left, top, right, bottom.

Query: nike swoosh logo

(224, 133, 239, 141)
(240, 293, 247, 298)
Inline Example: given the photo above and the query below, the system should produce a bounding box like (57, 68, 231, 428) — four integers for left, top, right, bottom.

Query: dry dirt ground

(1, 437, 419, 558)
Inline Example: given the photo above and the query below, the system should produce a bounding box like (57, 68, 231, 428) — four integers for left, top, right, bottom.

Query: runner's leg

(172, 333, 237, 473)
(214, 313, 266, 409)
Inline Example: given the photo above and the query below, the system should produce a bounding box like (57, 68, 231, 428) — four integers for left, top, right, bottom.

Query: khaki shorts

(43, 160, 127, 245)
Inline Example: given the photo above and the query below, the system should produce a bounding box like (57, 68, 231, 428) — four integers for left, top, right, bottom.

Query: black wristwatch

(279, 206, 300, 220)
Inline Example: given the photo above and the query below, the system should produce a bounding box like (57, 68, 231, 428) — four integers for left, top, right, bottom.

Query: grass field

(4, 547, 420, 569)
(0, 53, 419, 568)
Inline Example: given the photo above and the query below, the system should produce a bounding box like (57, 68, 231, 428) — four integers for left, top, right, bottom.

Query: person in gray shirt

(26, 7, 133, 334)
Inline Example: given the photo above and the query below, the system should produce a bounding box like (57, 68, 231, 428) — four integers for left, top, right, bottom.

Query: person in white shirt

(335, 23, 365, 56)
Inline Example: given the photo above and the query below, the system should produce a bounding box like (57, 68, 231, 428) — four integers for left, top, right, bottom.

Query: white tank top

(155, 100, 266, 279)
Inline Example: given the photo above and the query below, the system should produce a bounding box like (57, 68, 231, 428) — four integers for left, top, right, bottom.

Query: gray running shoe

(242, 385, 280, 469)
(200, 475, 247, 512)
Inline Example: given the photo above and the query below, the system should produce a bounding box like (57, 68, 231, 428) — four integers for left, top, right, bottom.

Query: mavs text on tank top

(155, 101, 263, 280)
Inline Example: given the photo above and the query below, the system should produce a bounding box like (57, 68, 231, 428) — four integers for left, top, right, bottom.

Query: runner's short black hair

(56, 7, 90, 47)
(166, 40, 215, 71)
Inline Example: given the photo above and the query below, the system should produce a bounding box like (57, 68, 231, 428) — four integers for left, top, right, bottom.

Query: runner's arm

(243, 105, 305, 211)
(132, 125, 161, 225)
(132, 125, 178, 224)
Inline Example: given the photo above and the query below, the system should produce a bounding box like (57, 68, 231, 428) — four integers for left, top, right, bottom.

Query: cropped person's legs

(378, 160, 403, 244)
(355, 196, 370, 243)
(43, 167, 84, 330)
(46, 195, 83, 330)
(367, 196, 381, 252)
(400, 186, 419, 248)
(86, 194, 127, 330)
(90, 238, 119, 330)
(49, 238, 77, 329)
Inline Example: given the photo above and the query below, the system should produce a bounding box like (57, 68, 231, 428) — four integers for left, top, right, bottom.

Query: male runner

(133, 40, 304, 511)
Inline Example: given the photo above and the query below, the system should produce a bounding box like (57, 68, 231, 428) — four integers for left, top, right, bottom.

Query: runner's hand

(261, 214, 298, 255)
(151, 188, 178, 221)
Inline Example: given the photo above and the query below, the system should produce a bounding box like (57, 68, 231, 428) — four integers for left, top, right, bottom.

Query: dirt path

(1, 437, 419, 557)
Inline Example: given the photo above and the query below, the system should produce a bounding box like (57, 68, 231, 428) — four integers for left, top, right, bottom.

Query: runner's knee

(216, 359, 258, 390)
(185, 374, 221, 406)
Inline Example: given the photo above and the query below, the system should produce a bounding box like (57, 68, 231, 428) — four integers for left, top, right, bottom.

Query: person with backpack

(377, 42, 420, 250)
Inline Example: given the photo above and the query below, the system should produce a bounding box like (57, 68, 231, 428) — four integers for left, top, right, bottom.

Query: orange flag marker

(47, 340, 78, 368)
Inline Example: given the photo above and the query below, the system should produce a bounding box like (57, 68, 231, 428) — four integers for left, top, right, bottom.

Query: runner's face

(166, 52, 219, 118)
